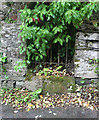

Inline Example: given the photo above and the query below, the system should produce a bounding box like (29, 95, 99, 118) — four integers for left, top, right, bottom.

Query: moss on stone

(25, 69, 33, 81)
(42, 76, 76, 94)
(24, 70, 76, 94)
(74, 59, 80, 62)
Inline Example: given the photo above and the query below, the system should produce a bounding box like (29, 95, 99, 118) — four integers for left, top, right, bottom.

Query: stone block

(0, 14, 4, 20)
(16, 81, 24, 88)
(24, 76, 75, 94)
(5, 34, 10, 38)
(75, 34, 99, 50)
(11, 76, 25, 81)
(8, 69, 26, 77)
(23, 76, 43, 92)
(6, 80, 13, 88)
(77, 32, 99, 40)
(75, 39, 87, 49)
(75, 50, 99, 61)
(1, 80, 7, 88)
(87, 41, 99, 49)
(1, 42, 7, 48)
(74, 50, 99, 78)
(3, 64, 12, 70)
(75, 78, 98, 87)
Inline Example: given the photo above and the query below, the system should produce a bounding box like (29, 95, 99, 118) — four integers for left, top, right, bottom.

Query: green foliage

(94, 59, 99, 75)
(89, 58, 99, 75)
(80, 77, 85, 84)
(14, 60, 26, 72)
(37, 68, 53, 76)
(32, 88, 42, 99)
(5, 17, 16, 23)
(56, 66, 62, 71)
(0, 54, 7, 63)
(0, 53, 8, 80)
(97, 81, 99, 91)
(0, 88, 42, 103)
(18, 1, 99, 65)
(36, 66, 63, 76)
(24, 88, 42, 101)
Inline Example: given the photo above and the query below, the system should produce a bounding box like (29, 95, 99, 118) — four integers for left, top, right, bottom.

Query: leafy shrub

(16, 1, 99, 70)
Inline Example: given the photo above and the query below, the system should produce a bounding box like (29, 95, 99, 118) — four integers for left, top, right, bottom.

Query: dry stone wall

(74, 19, 99, 83)
(0, 3, 27, 88)
(0, 2, 99, 89)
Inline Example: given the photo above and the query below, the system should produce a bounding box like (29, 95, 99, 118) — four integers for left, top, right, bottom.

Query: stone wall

(0, 2, 26, 88)
(0, 2, 99, 89)
(74, 19, 99, 83)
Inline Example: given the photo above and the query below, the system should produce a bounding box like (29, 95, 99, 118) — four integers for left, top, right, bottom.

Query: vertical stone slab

(74, 26, 99, 81)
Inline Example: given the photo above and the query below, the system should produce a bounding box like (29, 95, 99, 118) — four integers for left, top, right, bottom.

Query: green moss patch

(42, 76, 75, 95)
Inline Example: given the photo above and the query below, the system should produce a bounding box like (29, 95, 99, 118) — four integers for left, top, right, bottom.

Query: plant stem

(58, 44, 60, 66)
(50, 45, 52, 65)
(65, 43, 68, 67)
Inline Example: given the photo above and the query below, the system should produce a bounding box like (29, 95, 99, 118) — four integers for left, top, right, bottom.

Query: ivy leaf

(80, 80, 85, 84)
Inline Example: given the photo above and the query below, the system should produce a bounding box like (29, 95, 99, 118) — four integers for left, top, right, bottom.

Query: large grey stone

(23, 76, 43, 92)
(24, 76, 75, 94)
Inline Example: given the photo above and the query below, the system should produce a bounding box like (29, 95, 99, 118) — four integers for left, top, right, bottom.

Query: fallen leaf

(14, 110, 18, 113)
(26, 108, 30, 112)
(28, 103, 33, 108)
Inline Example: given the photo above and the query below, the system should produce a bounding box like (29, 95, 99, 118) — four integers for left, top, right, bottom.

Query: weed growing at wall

(14, 60, 27, 72)
(89, 58, 99, 75)
(5, 17, 17, 23)
(0, 53, 8, 80)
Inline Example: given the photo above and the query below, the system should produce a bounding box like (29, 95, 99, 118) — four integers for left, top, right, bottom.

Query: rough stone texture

(0, 2, 99, 89)
(23, 76, 75, 94)
(74, 20, 99, 81)
(0, 3, 26, 88)
(75, 50, 99, 78)
(23, 76, 43, 92)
